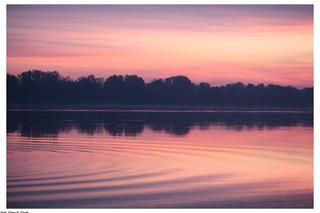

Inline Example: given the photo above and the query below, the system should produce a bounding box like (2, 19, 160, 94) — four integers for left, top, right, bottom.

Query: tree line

(7, 70, 313, 106)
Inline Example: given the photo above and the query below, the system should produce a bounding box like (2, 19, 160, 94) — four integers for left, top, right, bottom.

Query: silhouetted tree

(75, 75, 103, 100)
(7, 70, 313, 107)
(7, 74, 21, 101)
(103, 75, 125, 100)
(18, 70, 63, 100)
(164, 76, 196, 103)
(123, 75, 145, 101)
(300, 88, 313, 106)
(196, 82, 211, 104)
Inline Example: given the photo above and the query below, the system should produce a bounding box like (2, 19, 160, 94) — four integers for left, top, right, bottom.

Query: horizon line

(7, 69, 314, 89)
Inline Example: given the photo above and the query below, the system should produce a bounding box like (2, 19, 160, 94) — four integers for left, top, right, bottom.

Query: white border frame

(1, 1, 318, 212)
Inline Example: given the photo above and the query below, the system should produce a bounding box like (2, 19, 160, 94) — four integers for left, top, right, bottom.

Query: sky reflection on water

(7, 111, 313, 208)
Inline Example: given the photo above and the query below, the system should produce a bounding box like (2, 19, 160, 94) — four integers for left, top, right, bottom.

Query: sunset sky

(7, 5, 313, 87)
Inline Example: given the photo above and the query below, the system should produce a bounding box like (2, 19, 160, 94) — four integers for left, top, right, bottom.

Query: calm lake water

(7, 110, 313, 208)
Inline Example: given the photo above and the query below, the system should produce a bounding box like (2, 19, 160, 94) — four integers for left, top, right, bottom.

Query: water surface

(7, 110, 313, 208)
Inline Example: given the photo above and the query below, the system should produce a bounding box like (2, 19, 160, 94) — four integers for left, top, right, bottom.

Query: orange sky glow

(7, 5, 313, 87)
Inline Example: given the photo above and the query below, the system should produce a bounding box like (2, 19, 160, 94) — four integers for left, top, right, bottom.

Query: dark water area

(7, 110, 313, 137)
(7, 110, 313, 208)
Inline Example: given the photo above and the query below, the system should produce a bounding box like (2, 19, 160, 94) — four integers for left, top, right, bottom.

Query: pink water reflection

(7, 122, 313, 208)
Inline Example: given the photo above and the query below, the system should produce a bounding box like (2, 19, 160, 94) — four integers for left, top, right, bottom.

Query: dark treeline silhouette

(7, 111, 313, 138)
(7, 70, 313, 106)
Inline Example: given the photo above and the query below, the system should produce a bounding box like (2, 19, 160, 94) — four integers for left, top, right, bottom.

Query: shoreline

(7, 103, 313, 113)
